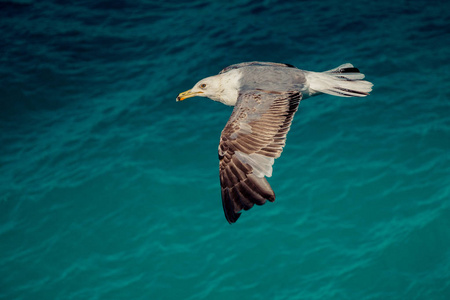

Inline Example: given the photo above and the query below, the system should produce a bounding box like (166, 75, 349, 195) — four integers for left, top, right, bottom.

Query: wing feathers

(219, 91, 301, 223)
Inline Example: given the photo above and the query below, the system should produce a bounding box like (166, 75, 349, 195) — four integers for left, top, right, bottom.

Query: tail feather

(305, 63, 373, 98)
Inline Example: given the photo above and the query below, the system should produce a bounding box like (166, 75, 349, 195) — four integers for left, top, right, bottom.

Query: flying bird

(176, 62, 373, 223)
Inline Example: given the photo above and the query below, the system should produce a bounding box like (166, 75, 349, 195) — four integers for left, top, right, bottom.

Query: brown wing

(218, 90, 302, 223)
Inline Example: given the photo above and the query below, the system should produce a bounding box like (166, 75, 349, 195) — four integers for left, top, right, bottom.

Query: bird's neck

(217, 70, 242, 106)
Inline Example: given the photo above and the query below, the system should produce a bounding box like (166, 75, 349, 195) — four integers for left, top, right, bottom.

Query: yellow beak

(176, 89, 203, 102)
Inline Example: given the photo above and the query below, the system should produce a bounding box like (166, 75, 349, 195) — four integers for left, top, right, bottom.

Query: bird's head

(176, 76, 222, 102)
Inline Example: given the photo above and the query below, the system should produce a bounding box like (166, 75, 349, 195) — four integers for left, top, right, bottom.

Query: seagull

(177, 61, 373, 223)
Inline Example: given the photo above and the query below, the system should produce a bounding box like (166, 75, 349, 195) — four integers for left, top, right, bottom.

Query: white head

(177, 76, 222, 102)
(176, 70, 241, 106)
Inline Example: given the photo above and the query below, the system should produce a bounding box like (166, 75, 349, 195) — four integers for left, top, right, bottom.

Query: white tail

(305, 63, 373, 97)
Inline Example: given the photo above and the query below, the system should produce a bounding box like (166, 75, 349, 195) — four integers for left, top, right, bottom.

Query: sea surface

(1, 0, 450, 299)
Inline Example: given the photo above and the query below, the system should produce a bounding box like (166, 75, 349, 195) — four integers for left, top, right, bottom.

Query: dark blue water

(1, 1, 450, 299)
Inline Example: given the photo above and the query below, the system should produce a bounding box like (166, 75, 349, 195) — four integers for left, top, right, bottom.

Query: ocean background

(1, 0, 449, 299)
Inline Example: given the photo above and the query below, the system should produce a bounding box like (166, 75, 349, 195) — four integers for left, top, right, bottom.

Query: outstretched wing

(218, 90, 302, 223)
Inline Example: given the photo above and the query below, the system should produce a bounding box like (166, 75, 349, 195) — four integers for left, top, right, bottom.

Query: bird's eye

(200, 83, 207, 89)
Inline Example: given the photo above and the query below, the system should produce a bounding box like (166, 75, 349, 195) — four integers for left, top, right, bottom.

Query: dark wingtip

(226, 213, 241, 224)
(222, 188, 241, 224)
(340, 67, 360, 73)
(335, 87, 369, 96)
(283, 63, 296, 68)
(225, 208, 241, 224)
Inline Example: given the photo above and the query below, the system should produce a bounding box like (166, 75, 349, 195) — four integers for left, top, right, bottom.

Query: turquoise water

(1, 1, 450, 299)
